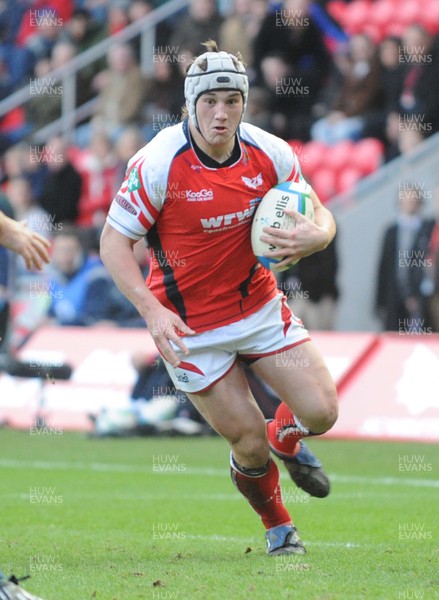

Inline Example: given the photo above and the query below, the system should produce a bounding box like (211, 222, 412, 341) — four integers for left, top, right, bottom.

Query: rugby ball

(251, 180, 314, 272)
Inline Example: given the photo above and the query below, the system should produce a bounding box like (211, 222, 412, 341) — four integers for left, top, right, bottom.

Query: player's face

(195, 90, 243, 147)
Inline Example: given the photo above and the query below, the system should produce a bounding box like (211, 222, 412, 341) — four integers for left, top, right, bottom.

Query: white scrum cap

(184, 49, 248, 129)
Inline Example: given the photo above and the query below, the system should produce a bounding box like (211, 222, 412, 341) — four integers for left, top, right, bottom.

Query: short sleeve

(106, 157, 164, 240)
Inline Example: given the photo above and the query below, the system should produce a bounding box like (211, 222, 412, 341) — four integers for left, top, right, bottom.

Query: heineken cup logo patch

(127, 166, 141, 192)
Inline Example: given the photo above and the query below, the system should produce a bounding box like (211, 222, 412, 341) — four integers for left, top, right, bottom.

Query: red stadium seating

(325, 140, 354, 174)
(328, 0, 439, 41)
(289, 138, 385, 202)
(300, 141, 327, 177)
(337, 166, 363, 194)
(310, 167, 337, 203)
(350, 138, 384, 176)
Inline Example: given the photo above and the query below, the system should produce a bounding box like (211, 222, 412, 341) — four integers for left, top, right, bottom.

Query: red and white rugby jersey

(107, 120, 301, 332)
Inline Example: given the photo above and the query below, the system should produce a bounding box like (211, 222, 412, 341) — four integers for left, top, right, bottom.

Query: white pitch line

(185, 535, 366, 549)
(0, 459, 438, 489)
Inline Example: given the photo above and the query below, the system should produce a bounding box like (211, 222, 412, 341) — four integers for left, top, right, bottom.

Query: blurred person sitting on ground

(37, 135, 83, 225)
(84, 236, 150, 328)
(44, 226, 110, 327)
(311, 33, 381, 145)
(376, 186, 435, 332)
(0, 200, 50, 351)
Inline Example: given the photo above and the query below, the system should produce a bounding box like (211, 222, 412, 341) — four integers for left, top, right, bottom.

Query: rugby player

(101, 41, 338, 556)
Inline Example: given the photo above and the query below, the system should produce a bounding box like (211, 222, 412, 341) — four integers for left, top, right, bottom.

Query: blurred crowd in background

(0, 0, 439, 354)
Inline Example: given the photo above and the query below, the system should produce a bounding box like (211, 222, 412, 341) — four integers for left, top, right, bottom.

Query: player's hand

(260, 208, 330, 270)
(2, 219, 51, 270)
(145, 306, 196, 368)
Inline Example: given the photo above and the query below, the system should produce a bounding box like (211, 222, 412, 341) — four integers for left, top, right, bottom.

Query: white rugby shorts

(162, 293, 310, 394)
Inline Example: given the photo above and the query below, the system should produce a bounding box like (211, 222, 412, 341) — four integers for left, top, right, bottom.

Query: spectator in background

(425, 186, 439, 332)
(84, 237, 150, 327)
(396, 24, 439, 137)
(170, 0, 223, 55)
(127, 0, 172, 52)
(61, 7, 106, 103)
(376, 186, 435, 332)
(385, 114, 426, 162)
(142, 52, 186, 139)
(253, 0, 330, 114)
(62, 8, 105, 53)
(219, 0, 268, 70)
(258, 52, 314, 139)
(16, 0, 74, 49)
(1, 142, 29, 184)
(21, 9, 63, 62)
(91, 43, 146, 141)
(38, 135, 83, 225)
(0, 22, 35, 98)
(75, 130, 119, 227)
(311, 33, 381, 144)
(3, 178, 52, 346)
(5, 177, 50, 239)
(0, 193, 14, 350)
(364, 35, 404, 144)
(25, 41, 78, 131)
(279, 238, 339, 330)
(107, 0, 129, 35)
(45, 227, 109, 326)
(244, 85, 272, 131)
(114, 126, 145, 184)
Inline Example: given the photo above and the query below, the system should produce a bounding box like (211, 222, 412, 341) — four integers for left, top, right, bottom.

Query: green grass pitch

(0, 429, 438, 600)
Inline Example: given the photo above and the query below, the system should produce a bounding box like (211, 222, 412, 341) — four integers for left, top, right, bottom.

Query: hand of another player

(145, 306, 196, 368)
(1, 218, 51, 271)
(260, 208, 330, 270)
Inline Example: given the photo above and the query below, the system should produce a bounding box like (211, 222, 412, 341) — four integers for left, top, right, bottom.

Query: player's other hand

(2, 219, 51, 271)
(145, 306, 196, 368)
(261, 208, 330, 269)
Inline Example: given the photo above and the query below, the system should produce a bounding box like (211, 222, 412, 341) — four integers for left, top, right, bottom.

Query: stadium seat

(344, 1, 372, 34)
(310, 167, 337, 203)
(395, 1, 421, 27)
(349, 138, 384, 176)
(336, 167, 363, 194)
(301, 141, 327, 177)
(325, 140, 354, 174)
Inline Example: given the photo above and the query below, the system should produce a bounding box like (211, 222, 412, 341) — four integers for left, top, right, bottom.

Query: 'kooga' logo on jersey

(186, 188, 214, 201)
(201, 207, 255, 229)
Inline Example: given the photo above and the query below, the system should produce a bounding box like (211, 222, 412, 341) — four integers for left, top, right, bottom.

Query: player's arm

(0, 210, 50, 271)
(261, 187, 336, 268)
(100, 223, 195, 367)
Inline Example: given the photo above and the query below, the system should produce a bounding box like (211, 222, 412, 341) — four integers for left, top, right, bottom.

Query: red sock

(230, 456, 291, 529)
(267, 402, 309, 458)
